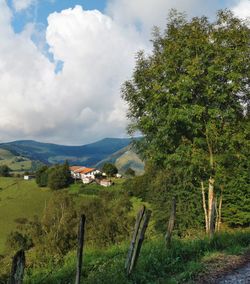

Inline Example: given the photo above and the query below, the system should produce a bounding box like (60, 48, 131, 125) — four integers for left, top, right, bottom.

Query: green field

(0, 178, 52, 253)
(0, 177, 128, 254)
(0, 149, 32, 172)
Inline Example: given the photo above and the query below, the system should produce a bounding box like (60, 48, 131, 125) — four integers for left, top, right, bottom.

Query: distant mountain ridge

(0, 138, 141, 169)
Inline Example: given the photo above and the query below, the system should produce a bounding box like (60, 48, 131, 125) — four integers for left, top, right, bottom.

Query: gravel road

(217, 263, 250, 284)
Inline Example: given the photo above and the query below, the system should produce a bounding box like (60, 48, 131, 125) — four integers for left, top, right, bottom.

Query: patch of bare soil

(195, 251, 250, 284)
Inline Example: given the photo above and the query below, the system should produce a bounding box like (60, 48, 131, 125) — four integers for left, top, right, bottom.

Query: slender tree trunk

(201, 181, 209, 233)
(209, 197, 216, 237)
(208, 176, 215, 235)
(217, 187, 223, 232)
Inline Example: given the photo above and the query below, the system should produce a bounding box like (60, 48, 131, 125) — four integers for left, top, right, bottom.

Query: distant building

(99, 179, 113, 187)
(23, 175, 35, 180)
(69, 166, 101, 181)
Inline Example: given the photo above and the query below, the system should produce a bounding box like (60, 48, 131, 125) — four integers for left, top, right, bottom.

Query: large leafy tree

(122, 10, 250, 234)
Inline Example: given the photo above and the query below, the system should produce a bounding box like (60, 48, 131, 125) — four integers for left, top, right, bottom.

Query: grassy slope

(0, 149, 32, 172)
(0, 177, 128, 255)
(0, 177, 52, 253)
(24, 230, 250, 283)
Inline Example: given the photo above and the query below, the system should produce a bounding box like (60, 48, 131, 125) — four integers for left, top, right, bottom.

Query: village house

(99, 179, 113, 187)
(69, 166, 101, 184)
(23, 175, 35, 180)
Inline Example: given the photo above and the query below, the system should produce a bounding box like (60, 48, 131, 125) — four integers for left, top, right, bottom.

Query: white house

(99, 179, 113, 187)
(23, 175, 35, 180)
(69, 166, 101, 181)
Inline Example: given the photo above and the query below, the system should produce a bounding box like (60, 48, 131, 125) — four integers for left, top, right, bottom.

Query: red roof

(69, 166, 83, 171)
(79, 168, 95, 174)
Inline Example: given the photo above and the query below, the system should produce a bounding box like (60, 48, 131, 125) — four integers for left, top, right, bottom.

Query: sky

(0, 0, 249, 145)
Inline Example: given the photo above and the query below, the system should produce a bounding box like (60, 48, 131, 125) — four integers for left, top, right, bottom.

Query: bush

(0, 165, 10, 177)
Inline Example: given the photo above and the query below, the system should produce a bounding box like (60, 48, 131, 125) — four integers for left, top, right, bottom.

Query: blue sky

(7, 0, 107, 33)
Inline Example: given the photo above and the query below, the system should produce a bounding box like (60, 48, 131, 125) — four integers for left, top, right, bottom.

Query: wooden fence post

(75, 214, 86, 284)
(125, 206, 145, 275)
(165, 197, 176, 247)
(127, 209, 152, 276)
(9, 250, 25, 284)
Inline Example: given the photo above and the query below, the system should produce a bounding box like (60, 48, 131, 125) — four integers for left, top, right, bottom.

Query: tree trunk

(208, 176, 215, 235)
(216, 188, 223, 232)
(209, 197, 216, 237)
(165, 197, 176, 247)
(201, 181, 209, 233)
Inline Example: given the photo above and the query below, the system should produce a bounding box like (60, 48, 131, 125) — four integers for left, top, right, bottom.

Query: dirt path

(216, 262, 250, 283)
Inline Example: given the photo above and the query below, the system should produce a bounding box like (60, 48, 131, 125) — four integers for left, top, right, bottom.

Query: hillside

(0, 138, 135, 168)
(95, 145, 145, 175)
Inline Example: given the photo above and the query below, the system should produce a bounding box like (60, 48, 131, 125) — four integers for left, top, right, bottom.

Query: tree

(102, 163, 118, 177)
(35, 166, 49, 187)
(0, 165, 10, 177)
(36, 162, 72, 190)
(122, 10, 250, 235)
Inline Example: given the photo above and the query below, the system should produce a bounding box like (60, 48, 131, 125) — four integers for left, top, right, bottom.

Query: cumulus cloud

(232, 0, 250, 19)
(12, 0, 35, 11)
(0, 0, 249, 145)
(0, 3, 144, 144)
(106, 0, 228, 37)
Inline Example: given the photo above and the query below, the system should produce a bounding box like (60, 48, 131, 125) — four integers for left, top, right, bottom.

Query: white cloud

(0, 3, 144, 144)
(232, 0, 250, 19)
(12, 0, 35, 12)
(0, 0, 248, 145)
(106, 0, 228, 37)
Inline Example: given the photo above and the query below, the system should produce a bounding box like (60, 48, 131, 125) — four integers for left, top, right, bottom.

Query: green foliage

(122, 10, 250, 229)
(79, 191, 133, 247)
(35, 165, 48, 187)
(0, 165, 10, 177)
(124, 164, 204, 235)
(14, 193, 78, 257)
(36, 161, 72, 190)
(102, 163, 118, 177)
(47, 162, 72, 190)
(5, 231, 33, 251)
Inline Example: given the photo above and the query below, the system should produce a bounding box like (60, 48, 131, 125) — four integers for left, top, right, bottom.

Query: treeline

(35, 161, 72, 190)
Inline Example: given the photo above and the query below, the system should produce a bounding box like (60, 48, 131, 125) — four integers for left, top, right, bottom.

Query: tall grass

(24, 229, 250, 284)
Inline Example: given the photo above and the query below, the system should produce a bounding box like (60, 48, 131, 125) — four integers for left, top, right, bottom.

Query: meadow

(0, 177, 128, 254)
(0, 177, 52, 253)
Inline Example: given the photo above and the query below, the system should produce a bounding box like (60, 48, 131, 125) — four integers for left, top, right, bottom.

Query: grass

(0, 177, 129, 255)
(0, 177, 53, 254)
(23, 230, 250, 283)
(0, 148, 32, 172)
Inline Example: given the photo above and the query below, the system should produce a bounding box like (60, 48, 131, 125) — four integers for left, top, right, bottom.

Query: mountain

(0, 138, 135, 168)
(95, 145, 144, 175)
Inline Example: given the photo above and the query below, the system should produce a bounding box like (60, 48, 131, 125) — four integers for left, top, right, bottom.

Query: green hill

(95, 145, 144, 175)
(0, 138, 133, 168)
